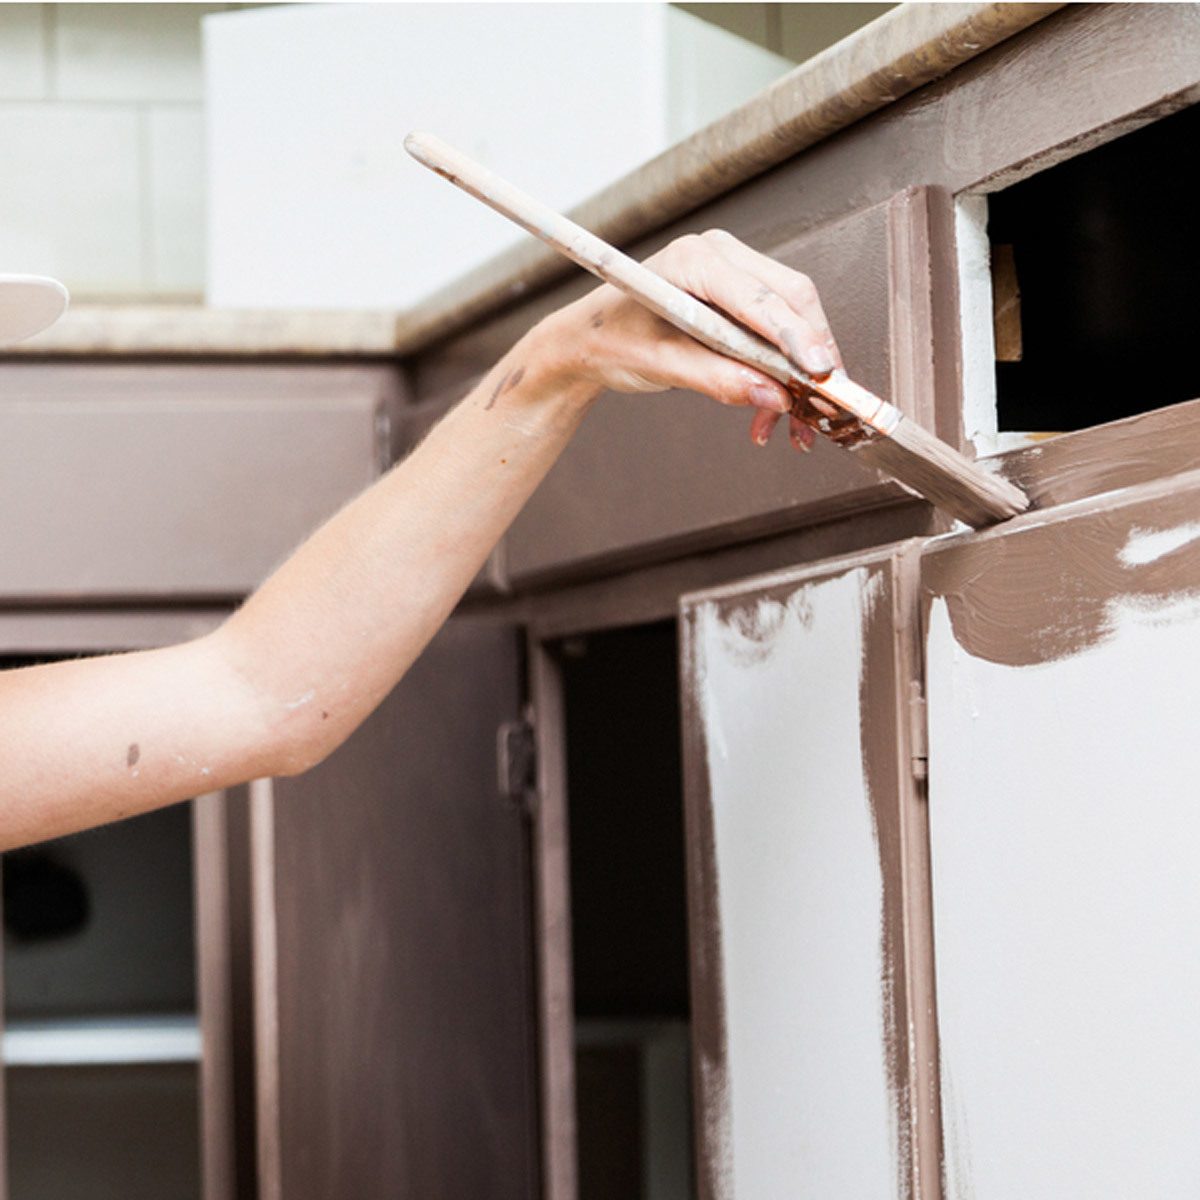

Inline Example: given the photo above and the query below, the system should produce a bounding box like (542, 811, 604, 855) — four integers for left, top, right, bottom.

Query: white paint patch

(693, 567, 895, 1197)
(955, 194, 1000, 457)
(1118, 521, 1200, 567)
(283, 688, 315, 711)
(926, 594, 1200, 1198)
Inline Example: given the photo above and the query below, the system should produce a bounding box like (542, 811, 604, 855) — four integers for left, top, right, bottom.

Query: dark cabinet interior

(559, 622, 694, 1200)
(990, 101, 1200, 433)
(3, 801, 200, 1200)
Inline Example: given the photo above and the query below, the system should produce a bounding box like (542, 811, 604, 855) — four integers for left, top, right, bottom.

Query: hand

(546, 229, 845, 451)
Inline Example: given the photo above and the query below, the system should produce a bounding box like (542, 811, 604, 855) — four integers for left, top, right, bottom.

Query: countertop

(3, 2, 1061, 361)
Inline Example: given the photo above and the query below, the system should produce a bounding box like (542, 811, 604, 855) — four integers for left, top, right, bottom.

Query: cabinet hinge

(908, 680, 929, 783)
(497, 719, 538, 817)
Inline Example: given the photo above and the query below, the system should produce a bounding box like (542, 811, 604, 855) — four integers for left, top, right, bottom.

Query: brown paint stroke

(678, 607, 733, 1200)
(924, 490, 1200, 667)
(999, 397, 1200, 511)
(126, 742, 140, 767)
(857, 565, 914, 1197)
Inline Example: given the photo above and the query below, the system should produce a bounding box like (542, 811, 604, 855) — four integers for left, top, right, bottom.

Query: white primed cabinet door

(680, 545, 932, 1199)
(923, 476, 1200, 1199)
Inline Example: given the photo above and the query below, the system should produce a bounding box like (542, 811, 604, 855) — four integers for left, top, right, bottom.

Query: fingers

(646, 330, 792, 415)
(699, 229, 845, 372)
(789, 413, 817, 452)
(748, 408, 817, 452)
(654, 230, 842, 379)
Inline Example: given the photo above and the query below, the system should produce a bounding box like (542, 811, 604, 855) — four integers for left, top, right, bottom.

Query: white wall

(0, 3, 889, 305)
(203, 4, 791, 310)
(0, 3, 222, 299)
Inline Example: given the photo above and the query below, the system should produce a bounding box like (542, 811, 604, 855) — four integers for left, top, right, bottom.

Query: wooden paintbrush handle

(404, 131, 899, 437)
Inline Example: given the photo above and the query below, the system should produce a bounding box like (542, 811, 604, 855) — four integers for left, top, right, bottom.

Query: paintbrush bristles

(857, 420, 1030, 527)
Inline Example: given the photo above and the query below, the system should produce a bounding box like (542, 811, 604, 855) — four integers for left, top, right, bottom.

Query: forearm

(213, 314, 596, 772)
(0, 319, 593, 850)
(1, 229, 834, 849)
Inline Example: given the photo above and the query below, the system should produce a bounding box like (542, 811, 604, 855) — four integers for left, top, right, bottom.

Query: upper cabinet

(0, 363, 402, 601)
(505, 189, 948, 586)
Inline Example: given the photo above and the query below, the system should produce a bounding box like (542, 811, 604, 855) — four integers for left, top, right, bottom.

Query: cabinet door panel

(508, 191, 941, 586)
(923, 475, 1200, 1198)
(0, 364, 397, 599)
(680, 546, 934, 1198)
(261, 618, 537, 1200)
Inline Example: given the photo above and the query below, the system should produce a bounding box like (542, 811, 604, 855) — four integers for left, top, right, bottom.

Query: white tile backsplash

(0, 103, 143, 294)
(0, 5, 49, 100)
(147, 106, 206, 295)
(52, 3, 222, 103)
(0, 3, 874, 302)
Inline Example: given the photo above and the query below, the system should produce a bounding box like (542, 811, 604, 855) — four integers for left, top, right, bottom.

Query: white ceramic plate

(0, 274, 69, 345)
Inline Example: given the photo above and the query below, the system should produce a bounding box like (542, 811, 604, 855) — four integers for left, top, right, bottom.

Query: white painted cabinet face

(923, 481, 1200, 1199)
(680, 549, 928, 1199)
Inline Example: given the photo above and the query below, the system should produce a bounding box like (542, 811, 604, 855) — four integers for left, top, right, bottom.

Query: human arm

(0, 231, 841, 849)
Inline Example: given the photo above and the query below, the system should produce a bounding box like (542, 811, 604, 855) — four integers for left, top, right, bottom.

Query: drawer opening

(558, 621, 695, 1200)
(960, 100, 1200, 449)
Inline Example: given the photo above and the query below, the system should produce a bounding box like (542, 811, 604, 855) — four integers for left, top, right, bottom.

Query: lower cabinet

(0, 612, 245, 1200)
(678, 547, 933, 1199)
(922, 475, 1200, 1199)
(6, 403, 1197, 1200)
(255, 618, 539, 1200)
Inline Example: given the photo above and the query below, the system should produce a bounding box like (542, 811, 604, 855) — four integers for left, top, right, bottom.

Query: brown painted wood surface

(0, 364, 400, 601)
(194, 787, 257, 1200)
(527, 642, 578, 1200)
(504, 192, 939, 586)
(261, 618, 537, 1200)
(194, 793, 236, 1200)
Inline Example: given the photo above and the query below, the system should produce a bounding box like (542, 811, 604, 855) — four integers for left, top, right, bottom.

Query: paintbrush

(405, 132, 1029, 528)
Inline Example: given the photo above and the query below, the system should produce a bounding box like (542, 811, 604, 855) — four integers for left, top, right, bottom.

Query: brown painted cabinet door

(0, 364, 397, 601)
(679, 545, 937, 1200)
(258, 618, 538, 1200)
(922, 471, 1200, 1198)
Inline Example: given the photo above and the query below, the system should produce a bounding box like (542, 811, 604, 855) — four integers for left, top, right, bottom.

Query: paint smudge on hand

(126, 743, 140, 768)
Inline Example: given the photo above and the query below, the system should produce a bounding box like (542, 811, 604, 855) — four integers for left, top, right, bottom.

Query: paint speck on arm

(126, 743, 140, 768)
(321, 710, 329, 721)
(485, 371, 511, 411)
(504, 365, 525, 392)
(284, 688, 316, 711)
(591, 309, 605, 329)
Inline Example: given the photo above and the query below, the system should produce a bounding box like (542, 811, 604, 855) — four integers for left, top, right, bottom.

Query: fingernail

(790, 429, 812, 453)
(754, 428, 771, 447)
(804, 345, 836, 377)
(750, 384, 788, 413)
